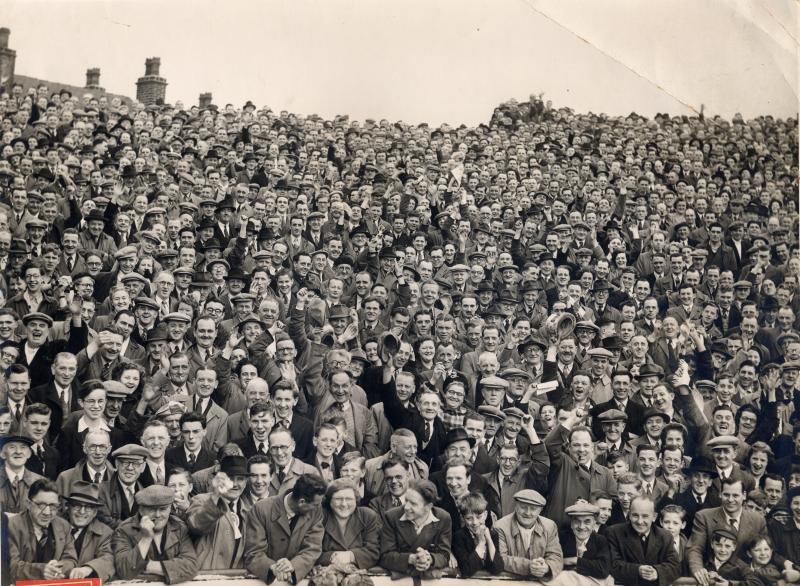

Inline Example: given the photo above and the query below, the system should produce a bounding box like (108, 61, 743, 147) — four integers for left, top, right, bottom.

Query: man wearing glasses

(55, 429, 113, 494)
(63, 480, 114, 580)
(8, 477, 78, 579)
(265, 427, 317, 496)
(99, 444, 149, 529)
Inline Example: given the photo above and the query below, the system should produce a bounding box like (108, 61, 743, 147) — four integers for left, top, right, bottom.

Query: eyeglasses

(118, 460, 142, 469)
(30, 501, 60, 512)
(86, 444, 110, 452)
(269, 445, 291, 452)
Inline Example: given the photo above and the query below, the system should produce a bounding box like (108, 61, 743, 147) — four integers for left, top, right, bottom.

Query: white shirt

(77, 416, 111, 433)
(400, 509, 439, 535)
(517, 523, 535, 550)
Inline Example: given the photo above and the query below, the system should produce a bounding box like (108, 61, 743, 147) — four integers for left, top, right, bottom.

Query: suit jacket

(606, 523, 680, 586)
(494, 512, 563, 578)
(165, 445, 216, 474)
(74, 518, 115, 581)
(112, 514, 199, 583)
(25, 441, 62, 480)
(0, 467, 44, 514)
(98, 474, 141, 529)
(185, 492, 253, 570)
(313, 395, 380, 459)
(380, 506, 452, 577)
(649, 337, 682, 374)
(318, 507, 382, 569)
(55, 459, 115, 496)
(379, 375, 447, 466)
(591, 397, 647, 437)
(686, 506, 767, 575)
(665, 304, 703, 325)
(482, 454, 550, 517)
(452, 526, 505, 577)
(268, 457, 319, 496)
(235, 433, 270, 460)
(669, 488, 721, 536)
(559, 529, 612, 579)
(543, 424, 618, 528)
(9, 511, 78, 579)
(180, 397, 229, 454)
(29, 380, 82, 441)
(243, 493, 324, 582)
(15, 324, 88, 388)
(364, 452, 429, 496)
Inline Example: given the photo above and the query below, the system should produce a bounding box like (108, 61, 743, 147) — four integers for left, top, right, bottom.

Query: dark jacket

(318, 507, 382, 569)
(112, 514, 199, 584)
(379, 505, 452, 578)
(452, 527, 504, 577)
(605, 523, 681, 586)
(559, 528, 613, 579)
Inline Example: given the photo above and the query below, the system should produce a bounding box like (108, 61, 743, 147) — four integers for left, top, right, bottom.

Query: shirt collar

(399, 509, 439, 532)
(77, 416, 111, 433)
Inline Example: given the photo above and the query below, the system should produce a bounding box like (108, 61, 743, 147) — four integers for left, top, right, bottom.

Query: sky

(4, 0, 798, 126)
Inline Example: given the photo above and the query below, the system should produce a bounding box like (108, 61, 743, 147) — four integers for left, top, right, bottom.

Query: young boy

(703, 527, 761, 586)
(659, 504, 687, 570)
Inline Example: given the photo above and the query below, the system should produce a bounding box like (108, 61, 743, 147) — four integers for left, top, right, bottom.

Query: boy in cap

(700, 527, 760, 586)
(64, 480, 115, 581)
(112, 484, 199, 583)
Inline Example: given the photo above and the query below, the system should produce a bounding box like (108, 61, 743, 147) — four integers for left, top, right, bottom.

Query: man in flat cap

(557, 501, 613, 584)
(64, 480, 115, 581)
(99, 443, 149, 528)
(8, 478, 78, 579)
(112, 484, 199, 583)
(494, 488, 563, 579)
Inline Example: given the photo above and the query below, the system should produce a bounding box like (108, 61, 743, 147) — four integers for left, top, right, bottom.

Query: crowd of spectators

(0, 84, 799, 585)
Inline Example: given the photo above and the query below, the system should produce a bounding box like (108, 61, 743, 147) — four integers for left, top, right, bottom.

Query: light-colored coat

(494, 513, 563, 579)
(243, 493, 324, 582)
(186, 492, 253, 570)
(9, 511, 78, 579)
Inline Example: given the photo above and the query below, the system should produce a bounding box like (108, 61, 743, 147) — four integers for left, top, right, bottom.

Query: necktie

(392, 497, 401, 507)
(67, 256, 74, 272)
(289, 514, 300, 532)
(11, 476, 20, 501)
(94, 471, 102, 483)
(277, 469, 286, 485)
(258, 443, 267, 455)
(423, 420, 432, 443)
(188, 452, 196, 468)
(319, 462, 330, 470)
(101, 361, 113, 380)
(730, 518, 738, 531)
(13, 404, 21, 421)
(156, 465, 164, 485)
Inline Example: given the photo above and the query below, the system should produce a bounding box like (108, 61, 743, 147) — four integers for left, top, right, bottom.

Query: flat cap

(733, 280, 752, 289)
(480, 376, 509, 389)
(112, 444, 149, 460)
(0, 435, 34, 448)
(22, 312, 54, 327)
(782, 361, 800, 372)
(712, 527, 738, 542)
(115, 245, 139, 259)
(587, 348, 614, 359)
(163, 311, 191, 324)
(565, 501, 600, 516)
(499, 367, 531, 380)
(575, 321, 600, 333)
(707, 435, 739, 449)
(135, 485, 175, 507)
(514, 489, 546, 506)
(503, 407, 526, 419)
(477, 405, 506, 421)
(154, 401, 187, 418)
(597, 409, 628, 423)
(104, 380, 133, 398)
(121, 272, 148, 285)
(449, 264, 469, 272)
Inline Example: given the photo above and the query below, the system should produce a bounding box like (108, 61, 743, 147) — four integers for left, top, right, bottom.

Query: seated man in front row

(112, 484, 199, 583)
